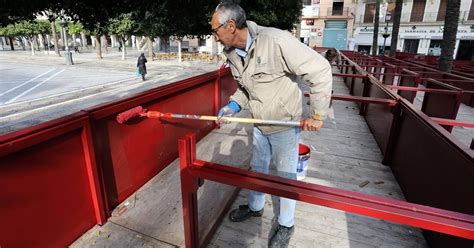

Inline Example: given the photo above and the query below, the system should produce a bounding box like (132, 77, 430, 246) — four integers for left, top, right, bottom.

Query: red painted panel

(365, 81, 396, 155)
(389, 102, 474, 247)
(0, 131, 96, 248)
(421, 80, 462, 132)
(96, 80, 218, 209)
(219, 70, 238, 108)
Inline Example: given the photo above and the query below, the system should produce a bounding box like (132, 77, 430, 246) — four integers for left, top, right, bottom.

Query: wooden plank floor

(72, 68, 428, 247)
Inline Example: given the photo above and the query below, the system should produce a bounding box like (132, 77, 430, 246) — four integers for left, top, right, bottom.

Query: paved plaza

(0, 48, 221, 134)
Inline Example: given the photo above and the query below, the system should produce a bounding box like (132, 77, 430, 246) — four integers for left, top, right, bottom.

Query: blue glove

(217, 101, 241, 123)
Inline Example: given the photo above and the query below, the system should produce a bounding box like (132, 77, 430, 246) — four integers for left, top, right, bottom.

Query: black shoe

(269, 225, 295, 248)
(229, 205, 263, 222)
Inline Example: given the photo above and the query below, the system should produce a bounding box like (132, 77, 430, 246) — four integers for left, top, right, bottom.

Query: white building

(352, 0, 474, 60)
(300, 0, 356, 49)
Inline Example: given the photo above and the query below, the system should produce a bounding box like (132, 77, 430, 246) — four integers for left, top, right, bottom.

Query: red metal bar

(431, 118, 474, 128)
(332, 73, 368, 78)
(332, 94, 397, 106)
(303, 93, 397, 107)
(82, 121, 107, 224)
(371, 73, 414, 77)
(179, 137, 199, 248)
(214, 69, 221, 129)
(179, 135, 474, 248)
(337, 64, 357, 68)
(385, 85, 461, 95)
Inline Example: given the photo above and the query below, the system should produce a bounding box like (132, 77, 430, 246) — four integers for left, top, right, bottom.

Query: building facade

(300, 0, 356, 49)
(353, 0, 474, 60)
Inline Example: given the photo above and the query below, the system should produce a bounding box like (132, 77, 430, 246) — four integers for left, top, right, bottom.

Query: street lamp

(59, 19, 69, 52)
(381, 13, 391, 56)
(60, 19, 74, 65)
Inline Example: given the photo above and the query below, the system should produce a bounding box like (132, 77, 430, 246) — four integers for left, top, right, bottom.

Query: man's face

(211, 12, 232, 46)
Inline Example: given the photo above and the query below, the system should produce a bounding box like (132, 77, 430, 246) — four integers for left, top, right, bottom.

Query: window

(325, 20, 348, 29)
(436, 0, 448, 22)
(428, 40, 442, 56)
(468, 0, 474, 20)
(332, 2, 344, 16)
(358, 45, 371, 55)
(456, 40, 474, 60)
(364, 3, 376, 23)
(410, 0, 426, 22)
(303, 0, 312, 6)
(386, 3, 395, 22)
(403, 39, 420, 54)
(198, 38, 206, 47)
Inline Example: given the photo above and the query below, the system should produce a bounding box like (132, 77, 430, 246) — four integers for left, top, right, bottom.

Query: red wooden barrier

(0, 68, 237, 247)
(0, 113, 105, 247)
(179, 134, 474, 248)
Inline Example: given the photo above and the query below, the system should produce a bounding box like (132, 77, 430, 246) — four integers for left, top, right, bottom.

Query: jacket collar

(224, 20, 259, 71)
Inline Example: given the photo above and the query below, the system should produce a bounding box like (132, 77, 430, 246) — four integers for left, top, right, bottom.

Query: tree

(40, 9, 61, 56)
(49, 0, 136, 59)
(389, 0, 403, 57)
(35, 19, 51, 51)
(137, 1, 172, 56)
(165, 0, 216, 62)
(50, 19, 60, 56)
(372, 0, 381, 56)
(0, 24, 17, 50)
(68, 21, 84, 48)
(1, 1, 49, 26)
(15, 21, 43, 55)
(108, 12, 138, 60)
(439, 0, 461, 72)
(135, 0, 211, 61)
(240, 0, 302, 30)
(90, 24, 108, 59)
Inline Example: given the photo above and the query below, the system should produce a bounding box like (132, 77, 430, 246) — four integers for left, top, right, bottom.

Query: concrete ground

(0, 48, 221, 135)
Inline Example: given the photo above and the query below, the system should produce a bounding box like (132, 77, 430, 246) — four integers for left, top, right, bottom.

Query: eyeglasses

(211, 22, 227, 35)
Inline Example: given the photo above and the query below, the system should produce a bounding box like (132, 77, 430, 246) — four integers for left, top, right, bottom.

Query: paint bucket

(297, 144, 311, 180)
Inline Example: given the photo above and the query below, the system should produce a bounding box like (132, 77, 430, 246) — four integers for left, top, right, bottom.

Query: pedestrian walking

(137, 52, 147, 81)
(211, 2, 332, 247)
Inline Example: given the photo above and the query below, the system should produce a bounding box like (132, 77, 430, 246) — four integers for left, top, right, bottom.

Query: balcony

(320, 7, 353, 18)
(357, 10, 474, 24)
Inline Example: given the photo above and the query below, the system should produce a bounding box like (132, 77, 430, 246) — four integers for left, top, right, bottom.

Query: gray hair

(215, 2, 247, 28)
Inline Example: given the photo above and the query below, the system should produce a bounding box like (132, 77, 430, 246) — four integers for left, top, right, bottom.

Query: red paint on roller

(116, 106, 144, 124)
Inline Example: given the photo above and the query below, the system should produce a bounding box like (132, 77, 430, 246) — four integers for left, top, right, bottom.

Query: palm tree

(50, 20, 60, 56)
(439, 0, 461, 72)
(372, 0, 381, 56)
(389, 0, 403, 57)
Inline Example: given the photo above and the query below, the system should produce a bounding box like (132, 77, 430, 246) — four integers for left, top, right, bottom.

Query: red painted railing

(179, 133, 474, 248)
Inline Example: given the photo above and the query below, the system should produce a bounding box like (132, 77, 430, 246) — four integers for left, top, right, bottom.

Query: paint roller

(116, 106, 304, 127)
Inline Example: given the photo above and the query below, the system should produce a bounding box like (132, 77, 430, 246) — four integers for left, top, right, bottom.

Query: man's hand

(302, 118, 323, 131)
(217, 101, 241, 124)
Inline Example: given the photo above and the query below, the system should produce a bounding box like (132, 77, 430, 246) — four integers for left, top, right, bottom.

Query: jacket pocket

(251, 66, 277, 83)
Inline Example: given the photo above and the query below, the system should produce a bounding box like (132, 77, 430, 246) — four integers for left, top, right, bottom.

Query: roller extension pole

(116, 106, 304, 127)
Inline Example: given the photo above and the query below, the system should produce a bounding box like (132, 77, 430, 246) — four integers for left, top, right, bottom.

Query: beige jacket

(224, 21, 332, 134)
